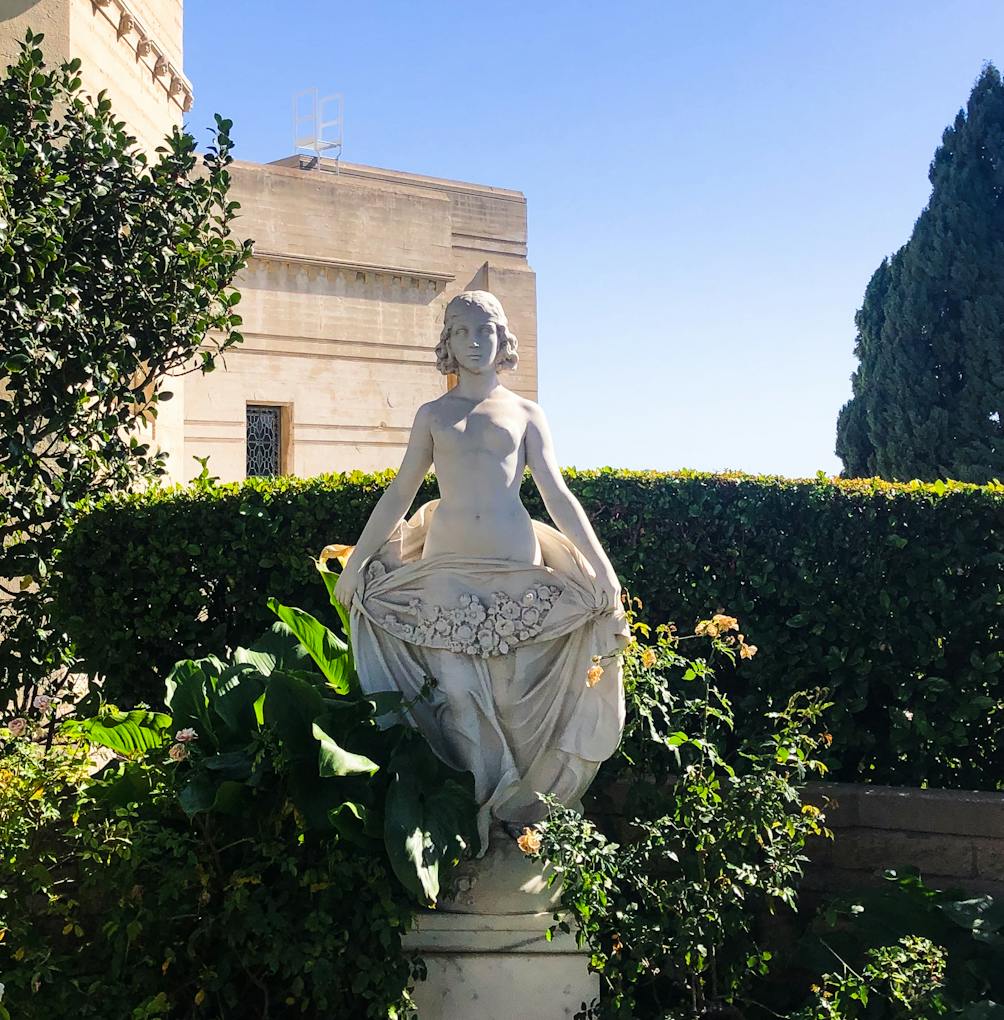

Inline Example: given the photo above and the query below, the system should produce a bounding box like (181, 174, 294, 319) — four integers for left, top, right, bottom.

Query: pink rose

(8, 717, 27, 738)
(168, 743, 189, 762)
(175, 728, 198, 743)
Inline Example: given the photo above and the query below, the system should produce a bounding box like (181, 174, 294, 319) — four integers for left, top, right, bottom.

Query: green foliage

(0, 31, 252, 714)
(532, 616, 833, 1019)
(0, 740, 418, 1019)
(54, 469, 1004, 789)
(791, 936, 949, 1019)
(62, 706, 173, 754)
(0, 590, 478, 1018)
(158, 594, 477, 905)
(836, 64, 1004, 483)
(790, 869, 1004, 1018)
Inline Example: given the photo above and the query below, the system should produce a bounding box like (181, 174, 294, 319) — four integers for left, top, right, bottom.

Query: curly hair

(435, 290, 519, 375)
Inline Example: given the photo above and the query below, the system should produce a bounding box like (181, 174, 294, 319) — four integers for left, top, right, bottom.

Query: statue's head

(436, 290, 519, 375)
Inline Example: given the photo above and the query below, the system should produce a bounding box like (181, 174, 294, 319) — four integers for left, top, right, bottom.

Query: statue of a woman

(334, 291, 627, 848)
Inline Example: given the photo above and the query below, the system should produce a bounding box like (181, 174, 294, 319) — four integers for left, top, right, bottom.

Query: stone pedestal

(404, 910, 598, 1020)
(403, 827, 599, 1020)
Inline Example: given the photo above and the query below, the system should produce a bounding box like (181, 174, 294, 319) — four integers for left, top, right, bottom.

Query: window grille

(246, 405, 281, 477)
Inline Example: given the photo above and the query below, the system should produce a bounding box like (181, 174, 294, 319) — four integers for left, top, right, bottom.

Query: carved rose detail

(380, 584, 560, 657)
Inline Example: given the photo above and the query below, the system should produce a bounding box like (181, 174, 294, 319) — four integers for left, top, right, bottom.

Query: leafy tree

(836, 65, 1004, 482)
(0, 33, 252, 716)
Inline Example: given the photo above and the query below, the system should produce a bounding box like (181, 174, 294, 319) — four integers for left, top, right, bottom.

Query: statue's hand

(333, 566, 360, 609)
(599, 568, 622, 613)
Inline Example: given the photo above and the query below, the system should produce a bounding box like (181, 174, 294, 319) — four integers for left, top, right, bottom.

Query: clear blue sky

(184, 0, 1004, 478)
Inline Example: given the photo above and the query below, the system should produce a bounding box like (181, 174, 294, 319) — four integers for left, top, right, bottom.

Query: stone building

(0, 0, 537, 482)
(194, 156, 536, 482)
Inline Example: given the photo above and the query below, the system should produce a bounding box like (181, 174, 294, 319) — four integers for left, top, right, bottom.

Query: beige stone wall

(0, 0, 70, 73)
(1, 0, 188, 162)
(67, 0, 188, 152)
(183, 158, 537, 483)
(803, 782, 1004, 896)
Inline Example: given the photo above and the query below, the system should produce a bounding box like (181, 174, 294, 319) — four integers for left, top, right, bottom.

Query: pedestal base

(403, 910, 598, 1020)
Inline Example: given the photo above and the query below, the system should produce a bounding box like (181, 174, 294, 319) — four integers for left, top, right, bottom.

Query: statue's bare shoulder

(417, 387, 543, 428)
(510, 393, 551, 437)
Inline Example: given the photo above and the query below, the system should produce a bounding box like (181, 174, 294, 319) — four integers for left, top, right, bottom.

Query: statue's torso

(422, 389, 540, 563)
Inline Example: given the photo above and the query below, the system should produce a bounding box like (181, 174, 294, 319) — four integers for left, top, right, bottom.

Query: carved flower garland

(373, 572, 562, 657)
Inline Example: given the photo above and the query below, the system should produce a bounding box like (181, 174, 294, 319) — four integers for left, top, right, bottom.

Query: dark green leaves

(150, 601, 477, 909)
(836, 65, 1004, 484)
(55, 468, 1004, 792)
(383, 737, 477, 906)
(0, 33, 250, 717)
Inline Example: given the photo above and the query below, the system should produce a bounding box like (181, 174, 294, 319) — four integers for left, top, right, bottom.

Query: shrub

(0, 736, 418, 1019)
(532, 611, 832, 1019)
(790, 936, 949, 1019)
(55, 469, 1004, 789)
(789, 869, 1004, 1018)
(0, 588, 477, 1019)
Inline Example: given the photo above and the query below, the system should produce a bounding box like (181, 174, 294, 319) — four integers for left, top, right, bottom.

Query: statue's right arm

(333, 404, 435, 607)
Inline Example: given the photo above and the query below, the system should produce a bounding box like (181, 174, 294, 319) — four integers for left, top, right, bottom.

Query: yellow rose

(712, 614, 739, 633)
(516, 827, 542, 855)
(586, 664, 604, 687)
(740, 642, 758, 659)
(695, 620, 720, 638)
(640, 648, 657, 669)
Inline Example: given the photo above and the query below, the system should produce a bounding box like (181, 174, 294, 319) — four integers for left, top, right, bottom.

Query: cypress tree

(836, 64, 1004, 481)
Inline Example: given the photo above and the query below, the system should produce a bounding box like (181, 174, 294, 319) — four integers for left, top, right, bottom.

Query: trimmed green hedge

(55, 469, 1004, 789)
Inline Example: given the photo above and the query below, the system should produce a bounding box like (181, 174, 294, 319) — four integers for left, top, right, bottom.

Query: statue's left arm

(525, 404, 621, 609)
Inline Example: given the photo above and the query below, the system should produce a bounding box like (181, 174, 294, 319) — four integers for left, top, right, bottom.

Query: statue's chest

(434, 410, 523, 459)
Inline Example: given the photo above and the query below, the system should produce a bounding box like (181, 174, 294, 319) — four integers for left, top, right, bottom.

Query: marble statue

(334, 290, 628, 849)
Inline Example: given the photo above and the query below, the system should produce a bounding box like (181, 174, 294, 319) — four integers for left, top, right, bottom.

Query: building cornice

(90, 0, 193, 112)
(251, 249, 455, 286)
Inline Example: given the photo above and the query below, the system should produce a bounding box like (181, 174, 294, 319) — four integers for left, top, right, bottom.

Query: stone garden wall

(803, 782, 1004, 895)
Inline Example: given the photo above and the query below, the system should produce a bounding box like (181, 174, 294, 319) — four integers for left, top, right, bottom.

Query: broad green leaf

(262, 669, 326, 762)
(384, 738, 477, 906)
(88, 762, 153, 807)
(62, 708, 171, 755)
(235, 621, 315, 677)
(165, 659, 217, 747)
(267, 598, 353, 694)
(312, 720, 379, 777)
(329, 799, 382, 846)
(286, 762, 354, 832)
(178, 775, 249, 817)
(202, 749, 253, 781)
(315, 557, 355, 673)
(210, 663, 265, 736)
(366, 691, 405, 717)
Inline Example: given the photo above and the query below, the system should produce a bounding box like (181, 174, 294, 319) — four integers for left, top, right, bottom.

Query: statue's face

(447, 304, 501, 374)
